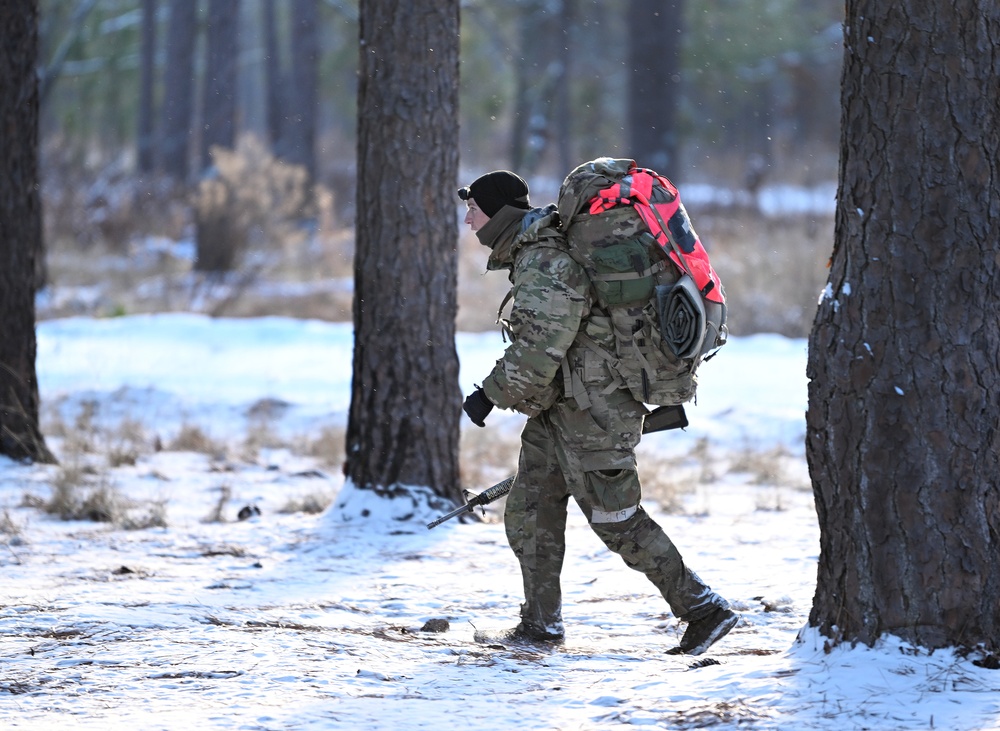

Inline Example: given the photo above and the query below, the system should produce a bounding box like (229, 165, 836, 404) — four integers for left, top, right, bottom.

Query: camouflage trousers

(504, 387, 727, 636)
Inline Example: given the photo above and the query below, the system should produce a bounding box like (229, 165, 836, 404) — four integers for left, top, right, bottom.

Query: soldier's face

(464, 198, 490, 232)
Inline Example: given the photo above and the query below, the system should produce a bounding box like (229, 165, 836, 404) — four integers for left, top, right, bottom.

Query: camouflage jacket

(476, 205, 591, 417)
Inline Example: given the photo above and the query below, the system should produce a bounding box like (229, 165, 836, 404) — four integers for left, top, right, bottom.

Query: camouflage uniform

(476, 203, 729, 638)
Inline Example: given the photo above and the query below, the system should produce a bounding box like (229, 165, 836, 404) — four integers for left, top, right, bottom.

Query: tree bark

(346, 0, 462, 507)
(628, 0, 683, 177)
(161, 0, 198, 181)
(0, 0, 55, 464)
(200, 0, 240, 173)
(807, 0, 1000, 652)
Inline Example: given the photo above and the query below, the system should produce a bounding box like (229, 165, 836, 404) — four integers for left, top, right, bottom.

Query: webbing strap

(590, 258, 666, 282)
(561, 359, 592, 410)
(496, 288, 514, 343)
(561, 333, 629, 410)
(576, 333, 627, 396)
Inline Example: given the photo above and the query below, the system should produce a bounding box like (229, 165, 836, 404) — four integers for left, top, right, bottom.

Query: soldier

(458, 170, 739, 655)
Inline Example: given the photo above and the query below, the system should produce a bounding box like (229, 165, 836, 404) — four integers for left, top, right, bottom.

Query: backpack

(556, 157, 727, 406)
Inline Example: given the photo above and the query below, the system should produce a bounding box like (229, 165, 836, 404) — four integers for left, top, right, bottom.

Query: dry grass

(40, 145, 831, 339)
(167, 424, 228, 457)
(40, 137, 355, 322)
(41, 468, 164, 529)
(203, 485, 232, 524)
(278, 492, 334, 515)
(299, 424, 347, 469)
(459, 425, 522, 491)
(0, 509, 24, 539)
(699, 212, 832, 338)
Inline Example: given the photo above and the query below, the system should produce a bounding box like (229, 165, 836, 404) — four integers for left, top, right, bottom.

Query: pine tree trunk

(0, 0, 55, 464)
(200, 0, 240, 173)
(509, 1, 559, 174)
(806, 0, 1000, 652)
(346, 0, 462, 504)
(137, 0, 157, 174)
(262, 0, 283, 152)
(554, 0, 576, 175)
(161, 0, 197, 181)
(628, 0, 683, 176)
(286, 0, 318, 179)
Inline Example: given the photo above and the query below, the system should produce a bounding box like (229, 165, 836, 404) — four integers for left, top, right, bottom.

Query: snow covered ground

(1, 315, 998, 730)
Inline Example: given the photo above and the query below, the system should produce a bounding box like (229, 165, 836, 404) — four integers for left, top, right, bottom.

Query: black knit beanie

(457, 170, 531, 218)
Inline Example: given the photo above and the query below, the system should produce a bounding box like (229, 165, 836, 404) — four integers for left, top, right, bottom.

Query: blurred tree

(554, 0, 575, 174)
(285, 0, 319, 179)
(0, 0, 56, 464)
(37, 0, 98, 106)
(565, 0, 630, 164)
(200, 0, 240, 172)
(807, 0, 1000, 654)
(161, 0, 197, 181)
(345, 0, 463, 511)
(262, 0, 283, 151)
(628, 0, 683, 177)
(683, 0, 842, 177)
(509, 0, 560, 174)
(137, 0, 157, 173)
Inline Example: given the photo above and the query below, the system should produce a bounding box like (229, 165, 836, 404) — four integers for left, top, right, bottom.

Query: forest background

(36, 0, 843, 339)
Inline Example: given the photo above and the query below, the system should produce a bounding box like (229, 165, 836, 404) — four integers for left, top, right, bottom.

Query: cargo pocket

(581, 464, 641, 524)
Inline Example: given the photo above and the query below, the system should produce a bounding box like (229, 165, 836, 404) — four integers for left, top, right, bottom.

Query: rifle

(426, 474, 516, 529)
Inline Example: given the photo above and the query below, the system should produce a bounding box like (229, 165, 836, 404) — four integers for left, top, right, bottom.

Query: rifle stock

(426, 474, 516, 529)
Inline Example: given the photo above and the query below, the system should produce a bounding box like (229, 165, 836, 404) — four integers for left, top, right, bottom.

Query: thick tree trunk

(806, 1, 1000, 652)
(200, 0, 240, 173)
(161, 0, 198, 181)
(628, 0, 683, 177)
(0, 0, 55, 464)
(346, 0, 462, 506)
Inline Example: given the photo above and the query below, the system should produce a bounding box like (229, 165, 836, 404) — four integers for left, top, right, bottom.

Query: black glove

(463, 387, 494, 427)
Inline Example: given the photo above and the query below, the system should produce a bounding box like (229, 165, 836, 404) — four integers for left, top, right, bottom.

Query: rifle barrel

(425, 474, 517, 530)
(426, 503, 473, 530)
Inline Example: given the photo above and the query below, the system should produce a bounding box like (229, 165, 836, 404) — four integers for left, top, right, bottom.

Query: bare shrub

(65, 400, 100, 454)
(194, 178, 247, 272)
(76, 482, 129, 523)
(300, 424, 346, 469)
(457, 232, 514, 332)
(120, 501, 169, 530)
(278, 492, 334, 515)
(43, 470, 131, 524)
(167, 424, 227, 457)
(193, 136, 312, 275)
(41, 144, 189, 256)
(203, 486, 232, 524)
(698, 212, 833, 338)
(242, 409, 290, 463)
(640, 454, 698, 515)
(106, 417, 149, 467)
(0, 509, 24, 538)
(728, 444, 795, 487)
(460, 425, 522, 491)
